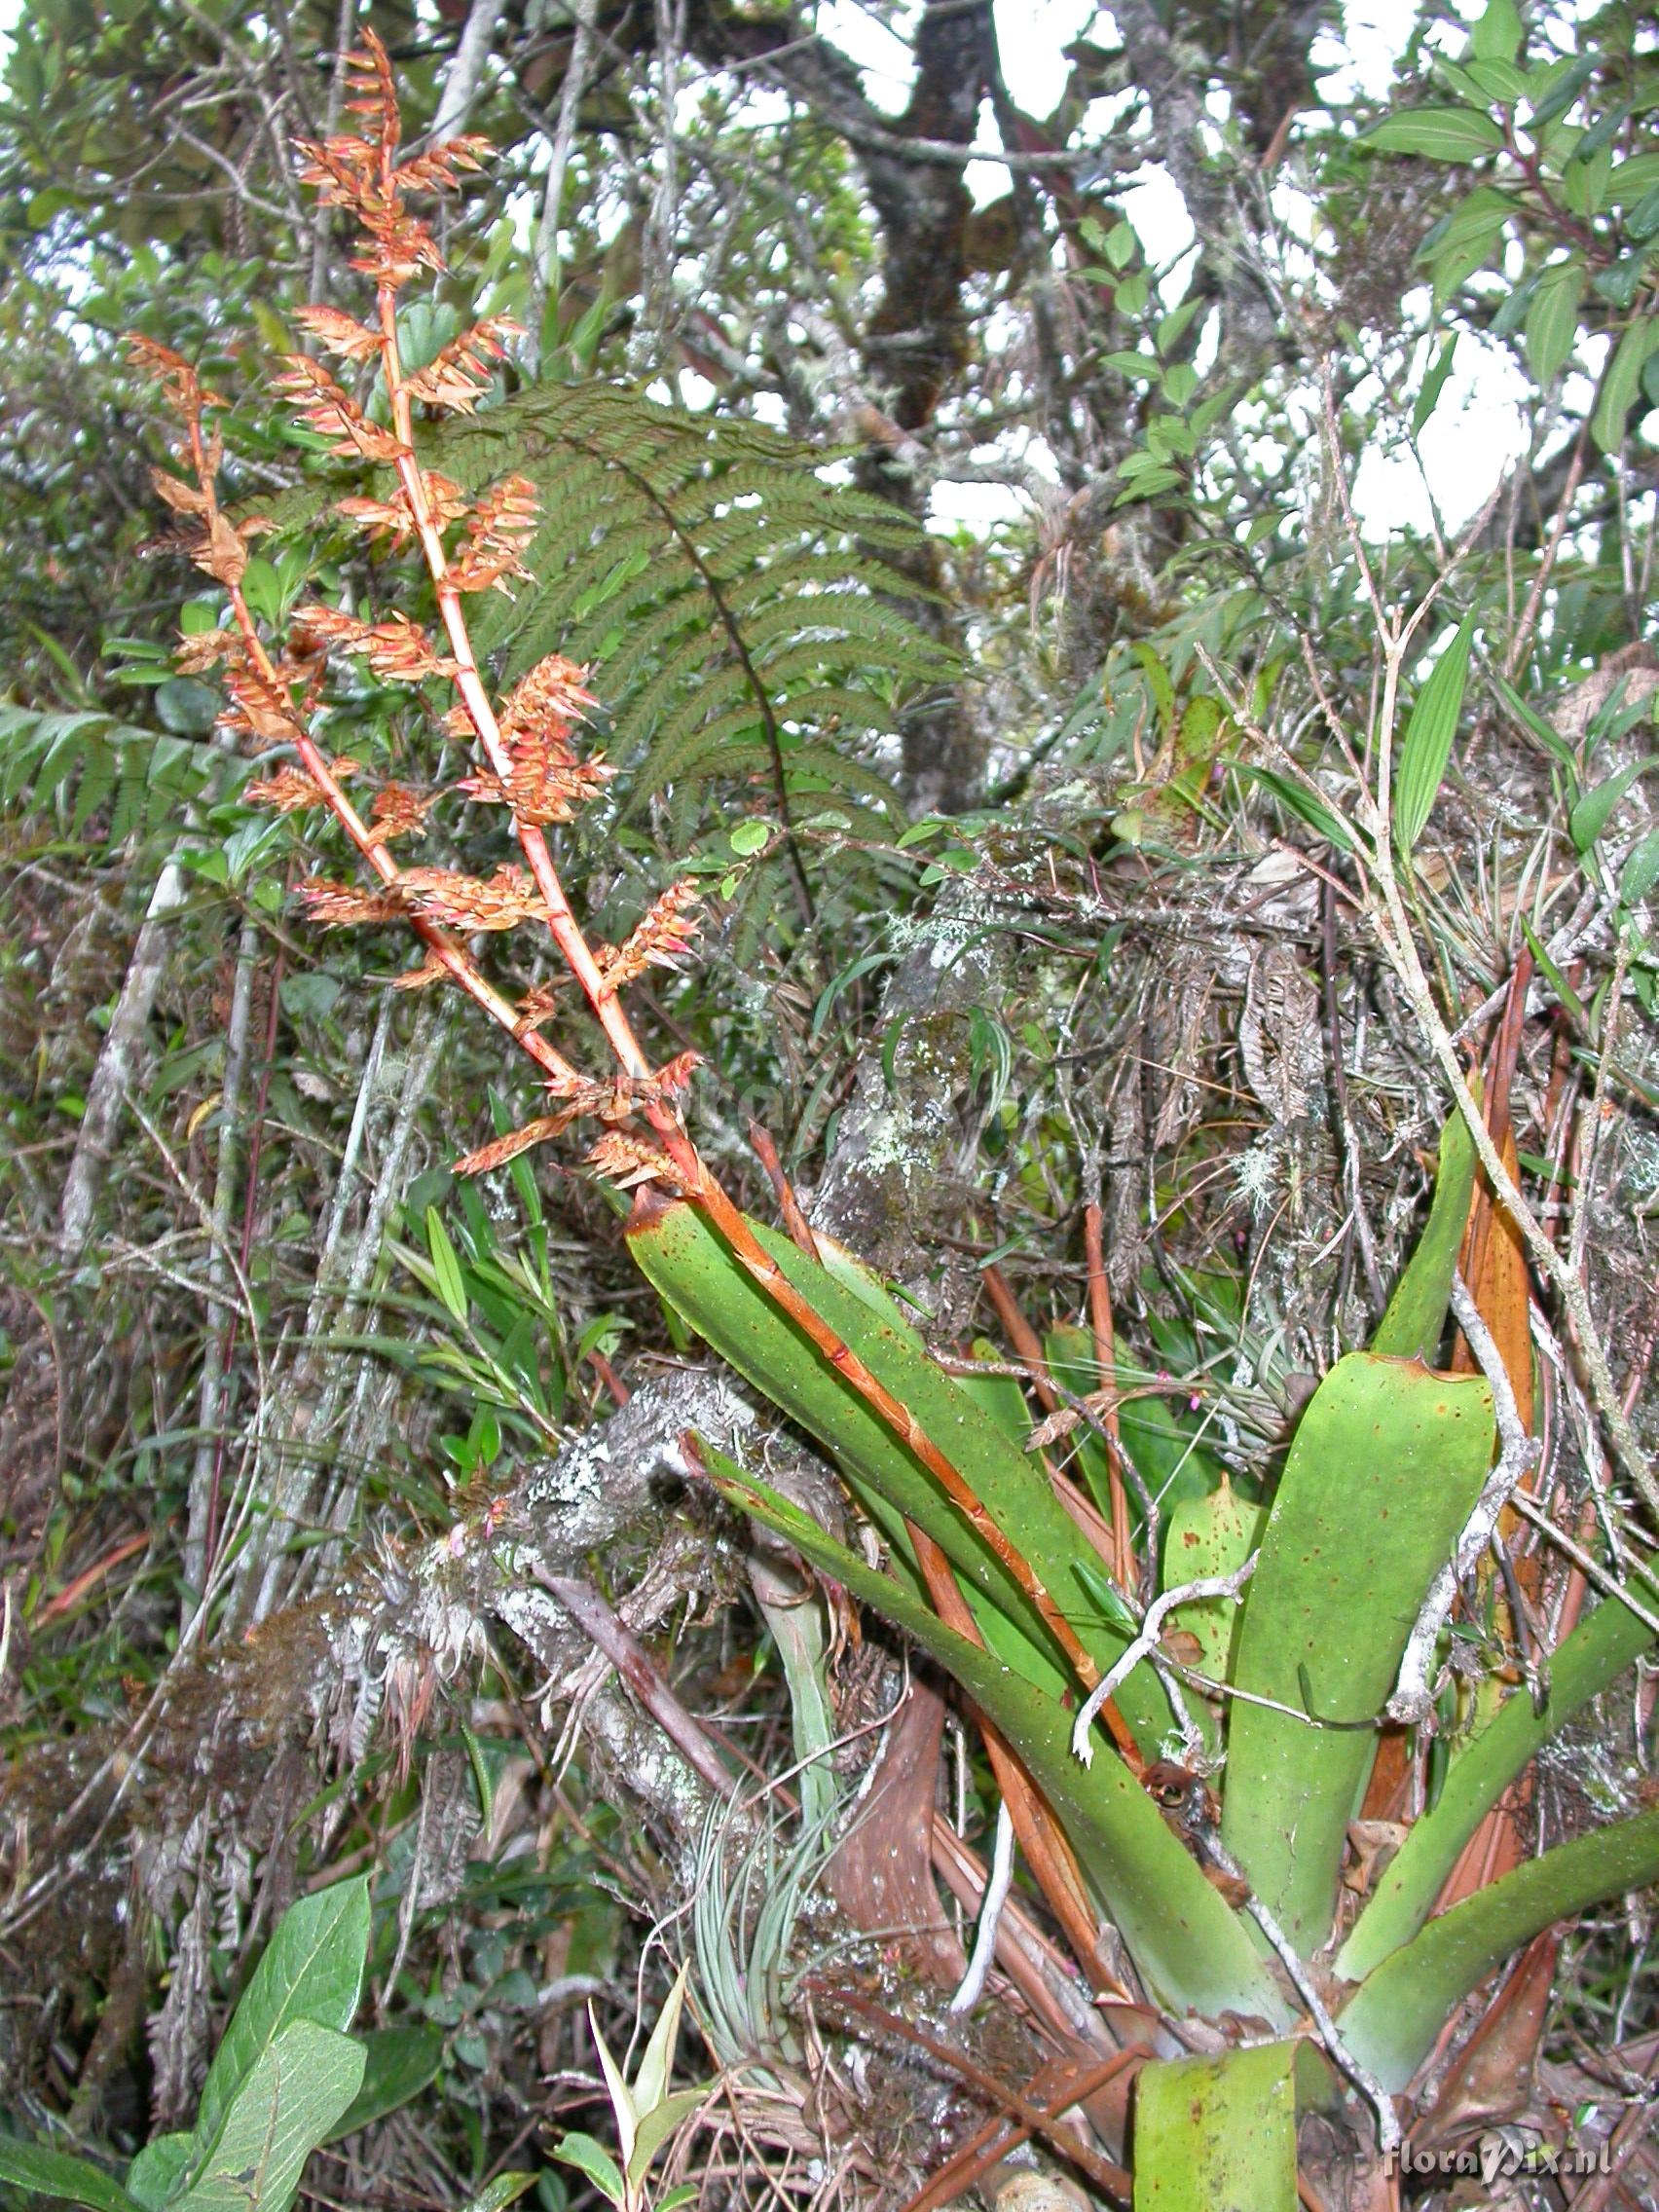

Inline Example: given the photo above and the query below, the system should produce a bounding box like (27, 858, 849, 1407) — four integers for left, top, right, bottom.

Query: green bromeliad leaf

(626, 1194, 1176, 1750)
(1335, 1567, 1659, 1983)
(1371, 1103, 1477, 1362)
(1220, 1354, 1495, 1955)
(1341, 1810, 1659, 2089)
(697, 1441, 1288, 2028)
(1132, 2041, 1298, 2211)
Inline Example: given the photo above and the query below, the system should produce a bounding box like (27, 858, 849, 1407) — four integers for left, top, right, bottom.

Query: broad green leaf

(126, 2137, 193, 2211)
(1337, 1571, 1658, 1982)
(176, 2021, 364, 2212)
(424, 1208, 468, 1325)
(588, 2015, 637, 2170)
(1342, 1810, 1659, 2089)
(1366, 109, 1504, 163)
(1394, 612, 1477, 855)
(1525, 257, 1583, 384)
(1132, 2041, 1298, 2210)
(552, 2134, 624, 2208)
(324, 2026, 444, 2142)
(1372, 1105, 1477, 1360)
(1571, 756, 1659, 854)
(0, 2140, 143, 2212)
(1221, 1354, 1496, 1955)
(194, 1879, 369, 2156)
(1161, 1475, 1263, 1681)
(1471, 0, 1523, 63)
(698, 1442, 1290, 2028)
(1591, 317, 1659, 453)
(626, 1197, 1175, 1749)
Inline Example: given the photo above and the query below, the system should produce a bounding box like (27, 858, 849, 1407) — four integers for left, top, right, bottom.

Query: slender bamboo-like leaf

(1371, 1105, 1477, 1360)
(1132, 2039, 1298, 2210)
(1394, 611, 1477, 854)
(1220, 1354, 1495, 1955)
(1341, 1810, 1659, 2089)
(627, 1197, 1175, 1748)
(698, 1443, 1289, 2026)
(1525, 257, 1584, 385)
(1590, 316, 1659, 453)
(1336, 1573, 1658, 1982)
(1569, 755, 1659, 855)
(424, 1208, 469, 1325)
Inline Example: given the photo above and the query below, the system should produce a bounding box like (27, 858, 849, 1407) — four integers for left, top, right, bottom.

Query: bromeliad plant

(131, 41, 1659, 2207)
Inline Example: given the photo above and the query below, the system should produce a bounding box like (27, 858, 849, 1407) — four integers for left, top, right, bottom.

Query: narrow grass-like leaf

(1220, 1355, 1495, 1955)
(424, 1208, 468, 1325)
(1394, 611, 1477, 855)
(1132, 2041, 1298, 2210)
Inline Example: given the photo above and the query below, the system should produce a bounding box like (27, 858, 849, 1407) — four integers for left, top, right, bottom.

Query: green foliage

(1336, 1567, 1659, 1983)
(1371, 1106, 1477, 1361)
(0, 1880, 424, 2212)
(0, 704, 217, 852)
(1220, 1353, 1496, 1954)
(555, 1965, 704, 2212)
(268, 382, 958, 842)
(1132, 2042, 1298, 2211)
(1343, 1811, 1659, 2090)
(698, 1435, 1288, 2027)
(1393, 611, 1477, 857)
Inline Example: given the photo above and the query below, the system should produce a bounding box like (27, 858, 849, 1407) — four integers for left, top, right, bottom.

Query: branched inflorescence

(132, 30, 705, 1192)
(132, 41, 1141, 1732)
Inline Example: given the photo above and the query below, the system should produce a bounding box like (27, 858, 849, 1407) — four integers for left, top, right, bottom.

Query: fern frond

(425, 384, 956, 830)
